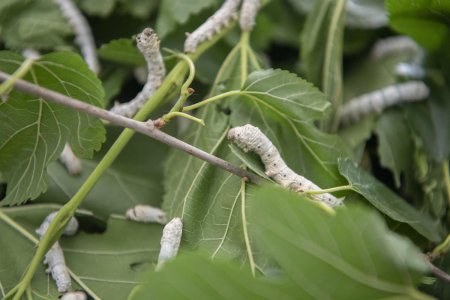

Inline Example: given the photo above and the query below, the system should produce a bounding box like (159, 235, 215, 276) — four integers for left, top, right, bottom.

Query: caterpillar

(36, 212, 79, 293)
(395, 63, 425, 79)
(110, 28, 166, 118)
(239, 0, 260, 32)
(156, 218, 183, 270)
(61, 291, 87, 300)
(371, 36, 420, 60)
(340, 81, 429, 125)
(125, 205, 167, 225)
(55, 0, 100, 74)
(184, 0, 241, 53)
(58, 143, 83, 176)
(228, 125, 343, 208)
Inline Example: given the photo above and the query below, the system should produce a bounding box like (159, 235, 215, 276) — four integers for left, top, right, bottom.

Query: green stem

(168, 53, 196, 114)
(0, 58, 35, 99)
(7, 22, 236, 300)
(240, 179, 256, 277)
(182, 90, 241, 112)
(302, 184, 354, 195)
(432, 234, 450, 258)
(0, 210, 39, 244)
(163, 111, 205, 126)
(443, 160, 450, 207)
(240, 31, 250, 87)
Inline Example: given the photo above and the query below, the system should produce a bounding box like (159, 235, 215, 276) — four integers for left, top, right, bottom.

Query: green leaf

(387, 0, 450, 51)
(36, 126, 170, 219)
(0, 51, 106, 205)
(156, 0, 218, 38)
(250, 185, 431, 299)
(301, 0, 345, 107)
(77, 0, 116, 17)
(338, 157, 443, 241)
(118, 0, 158, 19)
(241, 69, 331, 122)
(0, 0, 72, 50)
(0, 204, 162, 299)
(345, 0, 387, 28)
(374, 110, 414, 187)
(98, 38, 146, 66)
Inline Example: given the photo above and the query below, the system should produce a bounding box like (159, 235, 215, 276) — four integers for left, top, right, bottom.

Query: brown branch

(430, 263, 450, 284)
(0, 71, 262, 184)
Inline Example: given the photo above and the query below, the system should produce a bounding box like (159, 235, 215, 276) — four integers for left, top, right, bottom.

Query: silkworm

(58, 143, 82, 176)
(184, 0, 241, 53)
(110, 28, 165, 118)
(395, 63, 425, 79)
(36, 212, 79, 292)
(61, 291, 87, 300)
(125, 205, 167, 225)
(239, 0, 260, 32)
(55, 0, 99, 74)
(156, 218, 182, 270)
(340, 81, 429, 125)
(228, 125, 343, 208)
(36, 211, 79, 237)
(371, 36, 420, 60)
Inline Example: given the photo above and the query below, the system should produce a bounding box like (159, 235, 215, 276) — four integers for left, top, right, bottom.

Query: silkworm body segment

(44, 242, 71, 292)
(156, 218, 183, 270)
(228, 125, 343, 207)
(239, 0, 260, 31)
(61, 291, 87, 300)
(59, 143, 82, 176)
(340, 81, 429, 125)
(184, 0, 241, 53)
(126, 205, 167, 225)
(35, 211, 79, 237)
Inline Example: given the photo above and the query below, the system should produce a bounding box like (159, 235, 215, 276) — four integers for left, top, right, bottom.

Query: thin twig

(430, 263, 450, 284)
(0, 71, 261, 184)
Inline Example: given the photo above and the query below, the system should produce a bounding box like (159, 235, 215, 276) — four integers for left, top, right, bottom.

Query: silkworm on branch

(110, 28, 166, 118)
(239, 0, 260, 32)
(59, 143, 83, 176)
(55, 0, 100, 74)
(36, 212, 79, 292)
(61, 291, 87, 300)
(125, 205, 167, 225)
(156, 218, 183, 271)
(184, 0, 241, 53)
(228, 124, 343, 208)
(371, 36, 420, 60)
(340, 81, 429, 125)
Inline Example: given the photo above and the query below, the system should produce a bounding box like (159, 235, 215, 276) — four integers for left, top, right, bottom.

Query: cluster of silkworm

(125, 205, 167, 225)
(228, 125, 343, 208)
(371, 36, 420, 60)
(55, 0, 100, 74)
(340, 81, 429, 125)
(156, 218, 183, 271)
(110, 28, 165, 118)
(184, 0, 241, 53)
(36, 212, 79, 293)
(239, 0, 260, 32)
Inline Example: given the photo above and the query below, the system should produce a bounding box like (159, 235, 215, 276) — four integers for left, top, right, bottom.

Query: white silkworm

(110, 28, 165, 118)
(156, 218, 182, 271)
(59, 143, 82, 176)
(55, 0, 100, 74)
(395, 63, 425, 79)
(61, 291, 87, 300)
(371, 36, 420, 60)
(228, 125, 343, 208)
(22, 48, 41, 60)
(36, 211, 79, 237)
(340, 81, 429, 125)
(36, 212, 79, 292)
(184, 0, 241, 53)
(125, 205, 167, 225)
(239, 0, 260, 32)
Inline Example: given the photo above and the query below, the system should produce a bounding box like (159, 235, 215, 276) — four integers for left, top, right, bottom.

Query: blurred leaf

(0, 0, 72, 50)
(98, 38, 146, 66)
(0, 204, 162, 299)
(36, 126, 170, 219)
(241, 69, 331, 122)
(0, 51, 105, 206)
(156, 0, 218, 38)
(301, 0, 345, 107)
(374, 110, 414, 187)
(118, 0, 158, 19)
(345, 0, 387, 29)
(102, 67, 131, 103)
(77, 0, 116, 17)
(338, 157, 443, 241)
(250, 185, 431, 299)
(422, 252, 450, 299)
(387, 0, 450, 51)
